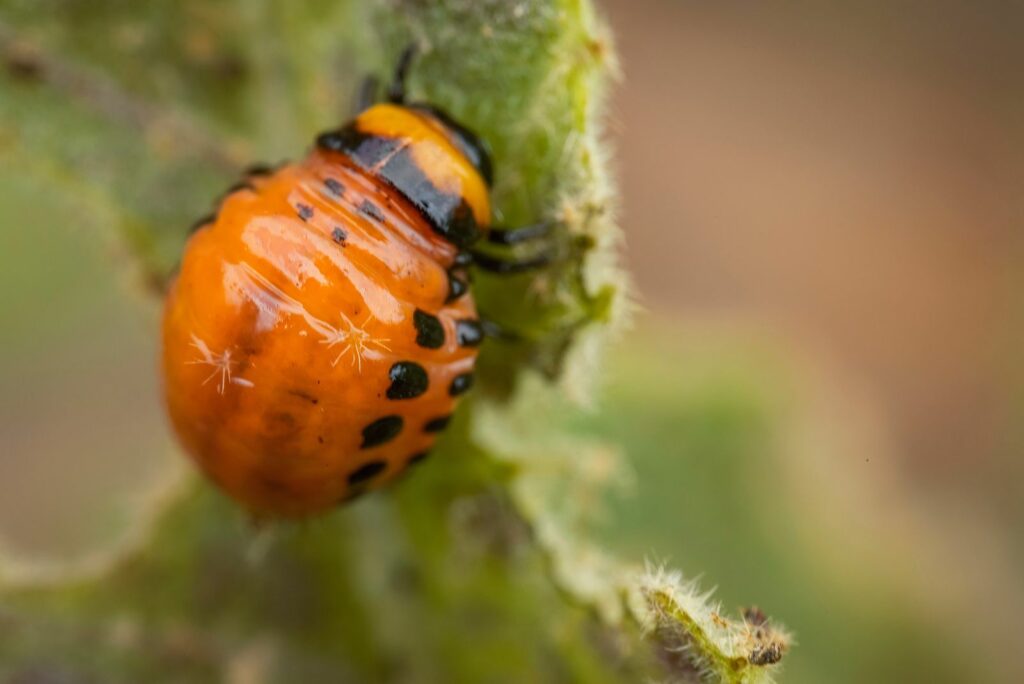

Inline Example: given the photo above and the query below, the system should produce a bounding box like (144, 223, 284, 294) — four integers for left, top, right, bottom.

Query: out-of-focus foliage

(0, 0, 788, 682)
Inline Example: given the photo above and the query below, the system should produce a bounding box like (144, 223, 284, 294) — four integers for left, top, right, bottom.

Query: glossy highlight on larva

(161, 102, 492, 516)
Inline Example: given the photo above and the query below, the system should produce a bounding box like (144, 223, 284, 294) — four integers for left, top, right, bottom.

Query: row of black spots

(449, 372, 473, 396)
(413, 309, 445, 349)
(387, 361, 428, 400)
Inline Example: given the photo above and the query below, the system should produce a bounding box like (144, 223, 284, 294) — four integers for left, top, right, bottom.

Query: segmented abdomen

(162, 149, 480, 516)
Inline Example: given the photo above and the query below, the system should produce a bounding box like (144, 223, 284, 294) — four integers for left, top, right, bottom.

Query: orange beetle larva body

(162, 103, 493, 516)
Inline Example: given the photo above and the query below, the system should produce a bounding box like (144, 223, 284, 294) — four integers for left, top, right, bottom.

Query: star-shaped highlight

(318, 312, 391, 372)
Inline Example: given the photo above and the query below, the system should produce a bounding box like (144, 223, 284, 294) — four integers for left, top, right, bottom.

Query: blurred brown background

(609, 0, 1022, 488)
(598, 1, 1024, 680)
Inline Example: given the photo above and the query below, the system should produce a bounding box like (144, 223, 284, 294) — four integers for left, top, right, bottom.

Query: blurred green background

(2, 1, 1023, 682)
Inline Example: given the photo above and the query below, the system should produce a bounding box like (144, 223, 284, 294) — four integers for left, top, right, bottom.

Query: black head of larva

(407, 104, 493, 187)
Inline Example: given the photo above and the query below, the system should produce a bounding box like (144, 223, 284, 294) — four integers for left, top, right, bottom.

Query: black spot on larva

(387, 361, 429, 400)
(413, 309, 445, 349)
(455, 319, 484, 347)
(296, 203, 314, 221)
(324, 177, 345, 196)
(317, 435, 325, 444)
(348, 460, 387, 485)
(331, 227, 348, 245)
(423, 415, 452, 433)
(408, 451, 430, 465)
(408, 103, 494, 187)
(361, 415, 403, 448)
(449, 373, 474, 396)
(446, 271, 468, 302)
(359, 199, 384, 221)
(189, 213, 216, 234)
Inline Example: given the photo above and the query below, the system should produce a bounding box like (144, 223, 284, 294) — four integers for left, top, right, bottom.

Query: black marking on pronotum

(423, 415, 452, 433)
(407, 103, 494, 186)
(446, 271, 468, 303)
(296, 203, 314, 221)
(347, 460, 387, 485)
(387, 361, 429, 400)
(408, 451, 430, 465)
(413, 309, 445, 349)
(324, 177, 345, 196)
(315, 125, 482, 249)
(189, 213, 217, 234)
(331, 227, 348, 245)
(455, 319, 484, 347)
(359, 199, 384, 221)
(449, 373, 474, 396)
(361, 415, 403, 448)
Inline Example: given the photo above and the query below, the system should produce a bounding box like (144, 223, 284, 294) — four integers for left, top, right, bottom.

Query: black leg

(387, 45, 417, 104)
(479, 318, 523, 342)
(469, 219, 564, 274)
(354, 75, 379, 115)
(486, 221, 555, 246)
(470, 250, 553, 275)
